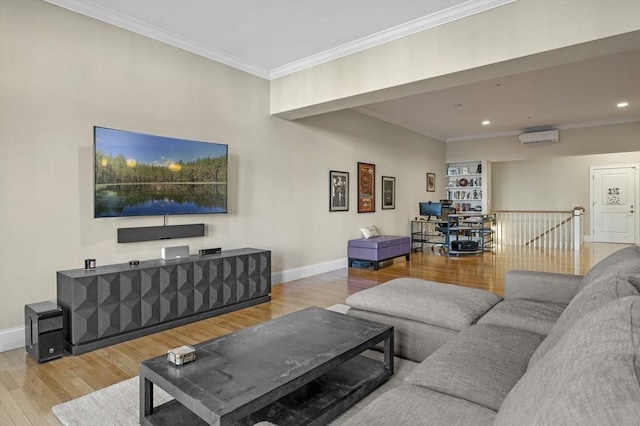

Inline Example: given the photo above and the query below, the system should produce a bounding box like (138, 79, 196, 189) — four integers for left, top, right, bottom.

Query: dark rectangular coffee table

(140, 306, 394, 426)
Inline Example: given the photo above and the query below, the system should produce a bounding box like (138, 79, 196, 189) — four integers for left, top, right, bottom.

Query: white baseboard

(272, 257, 348, 285)
(0, 258, 349, 353)
(0, 326, 24, 353)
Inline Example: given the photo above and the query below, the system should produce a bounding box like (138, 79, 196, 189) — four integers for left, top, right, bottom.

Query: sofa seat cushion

(528, 274, 640, 368)
(496, 296, 640, 426)
(347, 308, 458, 362)
(345, 278, 502, 332)
(405, 324, 544, 411)
(477, 299, 566, 336)
(341, 384, 496, 426)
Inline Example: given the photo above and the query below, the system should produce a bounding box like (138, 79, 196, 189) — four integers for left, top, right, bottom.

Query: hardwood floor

(0, 243, 626, 425)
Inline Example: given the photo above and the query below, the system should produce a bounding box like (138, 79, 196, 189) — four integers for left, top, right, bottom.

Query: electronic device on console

(199, 248, 221, 255)
(161, 245, 190, 260)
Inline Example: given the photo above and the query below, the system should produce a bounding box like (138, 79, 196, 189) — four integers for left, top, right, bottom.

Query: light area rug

(52, 350, 416, 426)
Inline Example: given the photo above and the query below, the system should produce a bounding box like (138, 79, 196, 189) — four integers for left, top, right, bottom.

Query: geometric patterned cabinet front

(57, 248, 271, 354)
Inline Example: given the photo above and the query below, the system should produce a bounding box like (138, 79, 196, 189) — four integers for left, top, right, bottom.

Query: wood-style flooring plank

(0, 382, 30, 425)
(0, 400, 15, 425)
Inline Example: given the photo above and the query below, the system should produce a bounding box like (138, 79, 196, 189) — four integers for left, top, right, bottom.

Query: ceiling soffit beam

(274, 32, 640, 122)
(271, 1, 640, 120)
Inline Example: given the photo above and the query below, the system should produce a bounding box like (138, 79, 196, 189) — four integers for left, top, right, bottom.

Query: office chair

(432, 207, 458, 254)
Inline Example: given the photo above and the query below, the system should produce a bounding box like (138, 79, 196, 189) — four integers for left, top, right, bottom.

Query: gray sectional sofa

(342, 245, 640, 425)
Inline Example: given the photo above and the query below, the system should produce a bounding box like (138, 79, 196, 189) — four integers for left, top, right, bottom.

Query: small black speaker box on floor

(25, 301, 63, 363)
(117, 224, 205, 243)
(451, 240, 479, 251)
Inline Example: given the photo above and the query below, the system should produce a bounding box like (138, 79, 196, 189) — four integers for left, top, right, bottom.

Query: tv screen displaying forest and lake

(94, 127, 228, 218)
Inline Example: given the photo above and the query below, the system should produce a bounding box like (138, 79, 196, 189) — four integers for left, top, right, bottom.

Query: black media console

(57, 248, 271, 355)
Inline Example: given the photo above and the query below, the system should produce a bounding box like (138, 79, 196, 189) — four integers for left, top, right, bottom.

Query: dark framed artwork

(329, 170, 349, 211)
(357, 162, 375, 213)
(426, 172, 436, 192)
(382, 176, 395, 209)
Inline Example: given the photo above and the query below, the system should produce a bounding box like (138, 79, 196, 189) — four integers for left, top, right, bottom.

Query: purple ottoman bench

(348, 235, 411, 270)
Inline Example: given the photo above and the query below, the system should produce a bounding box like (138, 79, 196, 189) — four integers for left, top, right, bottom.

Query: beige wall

(271, 0, 640, 118)
(446, 123, 640, 237)
(491, 152, 640, 235)
(446, 122, 640, 163)
(0, 1, 444, 332)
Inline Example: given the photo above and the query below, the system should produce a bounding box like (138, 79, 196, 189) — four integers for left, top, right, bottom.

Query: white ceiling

(45, 0, 640, 142)
(358, 50, 640, 141)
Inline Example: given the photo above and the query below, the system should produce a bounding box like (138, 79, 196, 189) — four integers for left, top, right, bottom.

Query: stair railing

(494, 207, 584, 250)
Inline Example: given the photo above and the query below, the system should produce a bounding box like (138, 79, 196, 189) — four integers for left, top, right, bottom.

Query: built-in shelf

(446, 160, 491, 213)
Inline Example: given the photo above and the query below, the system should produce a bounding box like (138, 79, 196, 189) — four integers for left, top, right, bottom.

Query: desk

(447, 214, 495, 255)
(411, 215, 495, 256)
(410, 220, 442, 251)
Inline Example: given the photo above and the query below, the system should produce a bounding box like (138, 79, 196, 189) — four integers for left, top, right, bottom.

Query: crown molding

(445, 117, 640, 143)
(44, 0, 516, 81)
(43, 0, 271, 79)
(355, 106, 639, 143)
(269, 0, 517, 79)
(445, 130, 521, 143)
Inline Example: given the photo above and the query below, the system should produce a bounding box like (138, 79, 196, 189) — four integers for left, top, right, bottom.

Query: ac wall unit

(519, 129, 559, 145)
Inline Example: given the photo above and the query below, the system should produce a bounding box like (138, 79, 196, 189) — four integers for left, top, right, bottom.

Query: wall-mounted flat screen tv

(94, 126, 228, 218)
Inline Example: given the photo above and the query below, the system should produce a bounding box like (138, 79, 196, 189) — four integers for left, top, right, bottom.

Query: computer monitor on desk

(419, 202, 442, 220)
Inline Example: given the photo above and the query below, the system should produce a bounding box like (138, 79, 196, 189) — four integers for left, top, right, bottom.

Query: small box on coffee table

(167, 345, 196, 366)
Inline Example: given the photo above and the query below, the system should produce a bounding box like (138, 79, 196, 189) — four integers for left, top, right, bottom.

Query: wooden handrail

(525, 213, 573, 246)
(492, 209, 573, 214)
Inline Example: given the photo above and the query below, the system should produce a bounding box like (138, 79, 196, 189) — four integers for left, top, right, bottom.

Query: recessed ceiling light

(617, 102, 629, 108)
(482, 120, 491, 125)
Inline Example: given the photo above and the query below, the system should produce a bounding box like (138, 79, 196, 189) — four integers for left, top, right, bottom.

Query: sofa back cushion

(580, 245, 640, 290)
(495, 296, 640, 425)
(528, 274, 640, 368)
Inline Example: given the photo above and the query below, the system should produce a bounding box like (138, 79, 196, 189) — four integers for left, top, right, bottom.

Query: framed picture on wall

(382, 176, 395, 209)
(426, 173, 436, 192)
(357, 162, 375, 213)
(329, 170, 349, 211)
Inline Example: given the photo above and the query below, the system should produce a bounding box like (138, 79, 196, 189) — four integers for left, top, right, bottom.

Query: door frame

(589, 163, 639, 244)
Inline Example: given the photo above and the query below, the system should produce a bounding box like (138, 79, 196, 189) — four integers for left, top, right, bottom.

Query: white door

(591, 165, 638, 243)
